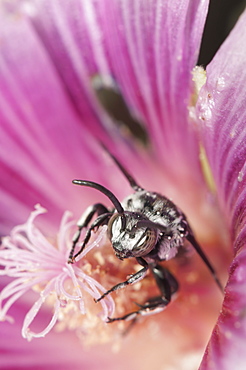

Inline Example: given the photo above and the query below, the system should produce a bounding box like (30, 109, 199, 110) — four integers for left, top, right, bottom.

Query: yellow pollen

(199, 144, 217, 193)
(94, 251, 105, 265)
(190, 66, 207, 106)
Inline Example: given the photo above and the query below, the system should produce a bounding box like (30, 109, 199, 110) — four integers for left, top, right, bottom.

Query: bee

(68, 148, 223, 323)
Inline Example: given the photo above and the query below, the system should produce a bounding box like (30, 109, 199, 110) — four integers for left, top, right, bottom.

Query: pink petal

(0, 1, 216, 241)
(0, 5, 121, 234)
(196, 9, 246, 368)
(24, 0, 209, 177)
(97, 0, 209, 168)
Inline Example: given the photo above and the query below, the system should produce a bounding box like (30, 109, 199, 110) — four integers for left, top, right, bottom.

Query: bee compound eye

(107, 213, 123, 240)
(132, 228, 158, 257)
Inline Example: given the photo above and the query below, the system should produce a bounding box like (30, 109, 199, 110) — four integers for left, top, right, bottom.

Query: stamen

(0, 204, 164, 346)
(0, 205, 115, 342)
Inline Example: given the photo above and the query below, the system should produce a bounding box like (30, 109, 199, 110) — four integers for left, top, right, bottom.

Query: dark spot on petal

(92, 75, 149, 146)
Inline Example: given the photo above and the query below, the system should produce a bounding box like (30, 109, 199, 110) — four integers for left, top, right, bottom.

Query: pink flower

(0, 0, 245, 369)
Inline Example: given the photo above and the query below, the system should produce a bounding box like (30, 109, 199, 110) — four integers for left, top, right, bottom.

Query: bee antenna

(101, 144, 143, 191)
(72, 180, 126, 229)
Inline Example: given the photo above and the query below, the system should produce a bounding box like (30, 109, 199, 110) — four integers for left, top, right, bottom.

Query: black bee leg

(68, 203, 110, 263)
(186, 233, 223, 292)
(95, 257, 149, 302)
(107, 264, 179, 323)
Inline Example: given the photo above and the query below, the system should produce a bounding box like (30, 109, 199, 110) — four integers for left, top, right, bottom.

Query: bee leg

(68, 203, 110, 263)
(107, 264, 178, 323)
(95, 257, 149, 302)
(186, 233, 223, 293)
